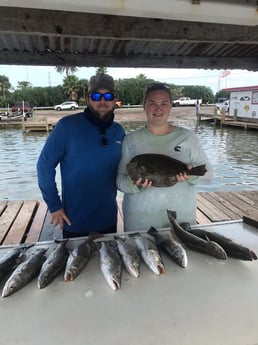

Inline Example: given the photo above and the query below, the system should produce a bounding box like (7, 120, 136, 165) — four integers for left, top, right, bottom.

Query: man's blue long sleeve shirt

(37, 111, 125, 233)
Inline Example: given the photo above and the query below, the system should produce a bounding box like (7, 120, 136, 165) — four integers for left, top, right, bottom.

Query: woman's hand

(176, 172, 190, 182)
(135, 177, 152, 188)
(176, 165, 192, 182)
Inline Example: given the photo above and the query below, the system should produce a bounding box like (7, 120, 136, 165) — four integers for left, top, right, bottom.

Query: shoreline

(0, 106, 214, 129)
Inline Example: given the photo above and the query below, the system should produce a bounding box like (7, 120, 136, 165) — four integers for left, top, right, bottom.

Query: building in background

(223, 86, 258, 122)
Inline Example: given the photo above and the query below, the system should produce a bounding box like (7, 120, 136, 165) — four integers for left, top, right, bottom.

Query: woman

(117, 83, 213, 231)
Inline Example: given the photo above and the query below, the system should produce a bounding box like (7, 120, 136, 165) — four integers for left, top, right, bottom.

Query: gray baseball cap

(88, 73, 115, 93)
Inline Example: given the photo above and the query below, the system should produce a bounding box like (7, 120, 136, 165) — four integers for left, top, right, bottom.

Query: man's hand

(50, 208, 71, 229)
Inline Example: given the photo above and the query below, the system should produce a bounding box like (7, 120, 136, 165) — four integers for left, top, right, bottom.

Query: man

(117, 83, 213, 231)
(37, 73, 125, 238)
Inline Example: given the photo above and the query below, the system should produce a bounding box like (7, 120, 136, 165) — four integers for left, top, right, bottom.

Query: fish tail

(147, 226, 158, 236)
(88, 232, 103, 242)
(251, 250, 258, 260)
(166, 209, 177, 221)
(189, 164, 207, 176)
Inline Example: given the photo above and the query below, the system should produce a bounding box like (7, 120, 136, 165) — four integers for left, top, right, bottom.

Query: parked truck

(172, 97, 202, 106)
(215, 99, 230, 113)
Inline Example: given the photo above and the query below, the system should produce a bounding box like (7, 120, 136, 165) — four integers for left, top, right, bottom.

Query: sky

(1, 65, 258, 95)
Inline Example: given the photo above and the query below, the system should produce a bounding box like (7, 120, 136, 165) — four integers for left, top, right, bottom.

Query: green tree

(55, 66, 78, 76)
(63, 75, 80, 100)
(17, 81, 32, 89)
(0, 75, 11, 107)
(175, 85, 214, 104)
(116, 74, 155, 105)
(76, 78, 88, 104)
(96, 67, 108, 75)
(215, 90, 230, 102)
(170, 85, 184, 100)
(5, 74, 217, 108)
(10, 85, 65, 107)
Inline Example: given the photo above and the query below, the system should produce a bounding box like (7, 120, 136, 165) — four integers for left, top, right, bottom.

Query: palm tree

(76, 79, 88, 100)
(63, 75, 80, 100)
(55, 66, 78, 76)
(96, 67, 108, 75)
(0, 75, 11, 100)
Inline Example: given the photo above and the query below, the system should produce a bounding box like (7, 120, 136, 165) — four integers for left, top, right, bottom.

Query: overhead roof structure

(0, 1, 258, 70)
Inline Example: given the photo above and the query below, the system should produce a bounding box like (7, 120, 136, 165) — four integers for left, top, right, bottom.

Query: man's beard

(88, 105, 114, 121)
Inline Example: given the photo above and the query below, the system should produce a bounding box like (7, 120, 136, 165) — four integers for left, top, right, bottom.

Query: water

(0, 121, 258, 200)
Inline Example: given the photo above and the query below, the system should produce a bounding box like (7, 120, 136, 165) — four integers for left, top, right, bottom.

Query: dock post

(221, 108, 226, 127)
(214, 106, 217, 125)
(22, 116, 25, 132)
(233, 109, 238, 121)
(44, 116, 49, 132)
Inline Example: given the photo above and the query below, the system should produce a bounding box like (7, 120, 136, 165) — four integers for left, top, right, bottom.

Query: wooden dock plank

(25, 200, 48, 243)
(196, 209, 212, 224)
(197, 193, 232, 222)
(22, 117, 51, 132)
(0, 201, 23, 244)
(243, 210, 258, 228)
(38, 211, 62, 242)
(0, 201, 7, 215)
(230, 191, 257, 207)
(240, 191, 258, 204)
(3, 200, 38, 245)
(216, 191, 257, 217)
(0, 191, 258, 245)
(202, 192, 241, 219)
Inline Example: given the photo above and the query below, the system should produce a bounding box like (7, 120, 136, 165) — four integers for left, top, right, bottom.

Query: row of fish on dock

(0, 210, 257, 297)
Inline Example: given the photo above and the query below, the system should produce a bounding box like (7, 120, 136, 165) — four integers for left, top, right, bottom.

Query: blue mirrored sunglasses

(90, 92, 115, 101)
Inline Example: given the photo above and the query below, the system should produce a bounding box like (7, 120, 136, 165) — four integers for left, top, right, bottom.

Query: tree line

(0, 68, 229, 109)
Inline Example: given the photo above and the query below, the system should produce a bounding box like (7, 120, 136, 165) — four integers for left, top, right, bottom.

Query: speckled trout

(97, 240, 123, 291)
(0, 244, 35, 282)
(38, 241, 69, 288)
(148, 227, 188, 268)
(115, 235, 141, 278)
(131, 233, 165, 275)
(64, 233, 100, 282)
(2, 247, 48, 297)
(0, 248, 22, 282)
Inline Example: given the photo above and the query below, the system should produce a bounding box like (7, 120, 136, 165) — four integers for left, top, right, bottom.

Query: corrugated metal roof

(0, 6, 258, 70)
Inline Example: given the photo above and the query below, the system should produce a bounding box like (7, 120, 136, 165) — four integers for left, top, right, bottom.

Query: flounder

(126, 153, 207, 187)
